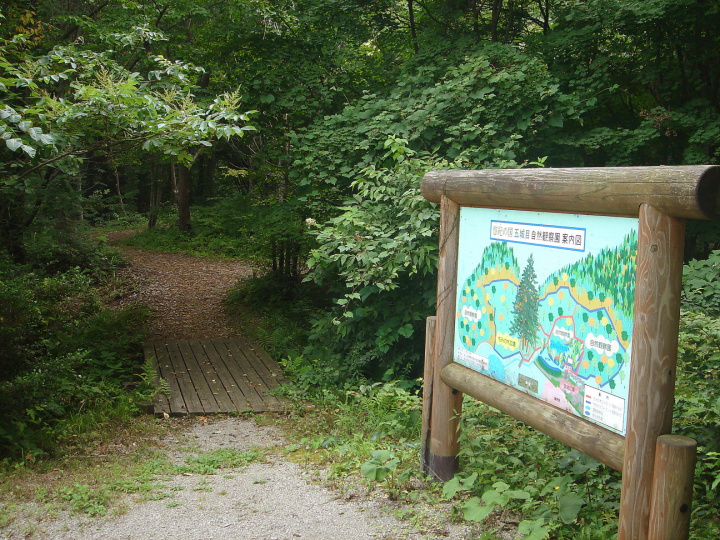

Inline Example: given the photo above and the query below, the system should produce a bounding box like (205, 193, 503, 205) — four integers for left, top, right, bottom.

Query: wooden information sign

(420, 166, 720, 540)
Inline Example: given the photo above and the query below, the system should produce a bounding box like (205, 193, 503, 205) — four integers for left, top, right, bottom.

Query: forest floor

(0, 233, 474, 540)
(106, 228, 256, 340)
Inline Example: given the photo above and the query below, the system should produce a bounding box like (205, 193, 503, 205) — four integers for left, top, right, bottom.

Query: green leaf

(461, 497, 494, 522)
(548, 114, 564, 128)
(6, 138, 22, 151)
(21, 144, 36, 158)
(517, 518, 551, 540)
(558, 492, 584, 523)
(398, 324, 413, 338)
(360, 461, 387, 480)
(442, 477, 462, 499)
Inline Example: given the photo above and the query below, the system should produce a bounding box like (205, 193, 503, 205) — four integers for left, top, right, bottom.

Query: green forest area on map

(455, 229, 637, 433)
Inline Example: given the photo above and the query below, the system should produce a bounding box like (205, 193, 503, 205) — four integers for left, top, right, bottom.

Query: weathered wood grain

(234, 335, 287, 384)
(421, 166, 720, 219)
(421, 316, 436, 476)
(648, 435, 697, 540)
(151, 342, 189, 415)
(427, 196, 463, 481)
(187, 341, 237, 412)
(618, 204, 685, 540)
(209, 339, 268, 411)
(222, 339, 284, 411)
(197, 340, 256, 411)
(143, 343, 172, 415)
(177, 340, 219, 413)
(165, 341, 206, 413)
(145, 339, 286, 415)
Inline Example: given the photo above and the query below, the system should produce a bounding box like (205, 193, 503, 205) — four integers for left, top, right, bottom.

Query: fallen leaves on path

(113, 239, 256, 341)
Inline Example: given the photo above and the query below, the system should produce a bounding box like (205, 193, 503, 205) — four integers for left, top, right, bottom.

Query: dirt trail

(107, 230, 255, 341)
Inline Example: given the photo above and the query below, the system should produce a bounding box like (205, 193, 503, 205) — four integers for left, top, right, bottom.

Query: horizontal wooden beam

(421, 166, 720, 220)
(441, 362, 625, 471)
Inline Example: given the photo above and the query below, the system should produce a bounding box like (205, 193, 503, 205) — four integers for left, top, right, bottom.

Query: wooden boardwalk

(143, 338, 287, 415)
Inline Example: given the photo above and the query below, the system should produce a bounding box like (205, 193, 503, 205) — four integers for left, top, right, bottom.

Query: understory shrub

(301, 141, 444, 383)
(0, 237, 149, 460)
(675, 311, 720, 537)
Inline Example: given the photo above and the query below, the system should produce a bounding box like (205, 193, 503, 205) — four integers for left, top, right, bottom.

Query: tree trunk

(177, 164, 192, 231)
(407, 0, 419, 53)
(491, 0, 503, 42)
(148, 161, 163, 229)
(112, 164, 127, 216)
(170, 162, 178, 204)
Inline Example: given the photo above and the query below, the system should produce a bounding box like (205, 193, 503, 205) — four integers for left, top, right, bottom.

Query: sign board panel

(454, 208, 637, 436)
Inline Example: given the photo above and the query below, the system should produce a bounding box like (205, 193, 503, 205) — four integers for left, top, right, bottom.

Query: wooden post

(427, 195, 463, 481)
(648, 435, 697, 540)
(421, 316, 436, 475)
(618, 204, 685, 540)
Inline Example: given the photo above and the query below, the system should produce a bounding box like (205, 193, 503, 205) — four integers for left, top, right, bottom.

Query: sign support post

(420, 166, 720, 538)
(423, 196, 463, 481)
(619, 203, 685, 539)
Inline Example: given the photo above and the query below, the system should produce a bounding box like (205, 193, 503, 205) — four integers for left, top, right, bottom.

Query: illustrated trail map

(454, 208, 638, 436)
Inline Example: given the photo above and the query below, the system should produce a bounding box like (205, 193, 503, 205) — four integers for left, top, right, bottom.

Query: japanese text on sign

(490, 220, 586, 252)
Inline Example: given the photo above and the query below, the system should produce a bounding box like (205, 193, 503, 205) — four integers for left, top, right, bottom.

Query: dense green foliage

(0, 235, 149, 460)
(2, 0, 720, 536)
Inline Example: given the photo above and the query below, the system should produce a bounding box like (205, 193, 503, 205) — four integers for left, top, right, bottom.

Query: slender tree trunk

(177, 164, 192, 231)
(504, 0, 515, 43)
(170, 162, 179, 204)
(112, 164, 127, 216)
(472, 0, 480, 40)
(407, 0, 419, 53)
(539, 0, 550, 34)
(147, 161, 161, 228)
(491, 0, 503, 42)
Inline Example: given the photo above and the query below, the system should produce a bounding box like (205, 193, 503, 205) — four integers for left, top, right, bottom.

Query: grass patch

(0, 414, 270, 536)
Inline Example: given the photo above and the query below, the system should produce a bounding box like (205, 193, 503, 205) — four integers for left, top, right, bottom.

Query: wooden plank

(648, 435, 697, 540)
(176, 340, 220, 413)
(187, 341, 240, 413)
(618, 204, 685, 540)
(150, 342, 188, 416)
(231, 336, 285, 388)
(224, 339, 284, 411)
(143, 339, 284, 415)
(421, 166, 720, 220)
(441, 362, 625, 471)
(233, 335, 287, 384)
(208, 339, 267, 411)
(142, 343, 171, 416)
(193, 340, 254, 411)
(164, 341, 206, 414)
(428, 195, 463, 481)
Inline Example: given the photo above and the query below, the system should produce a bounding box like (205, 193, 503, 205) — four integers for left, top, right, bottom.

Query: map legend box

(583, 386, 626, 433)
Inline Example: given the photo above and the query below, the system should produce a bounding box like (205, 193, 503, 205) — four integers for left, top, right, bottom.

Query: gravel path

(4, 418, 467, 540)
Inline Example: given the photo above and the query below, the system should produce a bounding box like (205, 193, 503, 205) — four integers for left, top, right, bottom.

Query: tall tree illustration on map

(510, 254, 540, 352)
